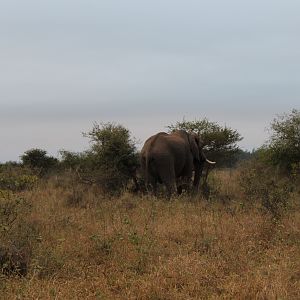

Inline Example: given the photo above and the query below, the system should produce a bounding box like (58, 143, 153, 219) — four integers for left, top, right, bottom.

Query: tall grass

(1, 169, 299, 299)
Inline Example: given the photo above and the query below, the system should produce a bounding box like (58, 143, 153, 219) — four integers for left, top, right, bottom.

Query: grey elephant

(140, 130, 215, 197)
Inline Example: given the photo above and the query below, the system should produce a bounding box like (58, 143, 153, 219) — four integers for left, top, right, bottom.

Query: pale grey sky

(1, 0, 299, 161)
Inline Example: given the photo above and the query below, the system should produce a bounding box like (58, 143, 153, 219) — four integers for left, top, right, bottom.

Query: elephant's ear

(188, 134, 200, 162)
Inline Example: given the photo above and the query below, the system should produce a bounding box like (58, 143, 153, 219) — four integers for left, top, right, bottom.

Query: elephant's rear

(141, 139, 154, 186)
(140, 132, 167, 186)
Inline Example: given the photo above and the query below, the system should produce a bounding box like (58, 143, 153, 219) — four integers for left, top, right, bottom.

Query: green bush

(0, 162, 38, 192)
(20, 149, 58, 175)
(69, 122, 140, 195)
(264, 109, 300, 174)
(0, 191, 36, 277)
(0, 191, 31, 237)
(0, 174, 38, 192)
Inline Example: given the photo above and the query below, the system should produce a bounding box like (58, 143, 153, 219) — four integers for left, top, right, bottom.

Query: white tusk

(206, 159, 216, 164)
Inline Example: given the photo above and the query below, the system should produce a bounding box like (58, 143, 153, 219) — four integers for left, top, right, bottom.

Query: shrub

(0, 163, 38, 192)
(0, 191, 33, 277)
(0, 174, 38, 192)
(59, 123, 139, 195)
(264, 109, 300, 174)
(0, 191, 28, 236)
(0, 245, 28, 276)
(77, 122, 140, 195)
(59, 150, 90, 171)
(20, 149, 58, 175)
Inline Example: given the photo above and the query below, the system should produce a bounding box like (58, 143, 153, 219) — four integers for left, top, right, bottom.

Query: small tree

(20, 149, 58, 175)
(168, 118, 243, 167)
(265, 109, 300, 174)
(81, 122, 139, 194)
(59, 150, 90, 170)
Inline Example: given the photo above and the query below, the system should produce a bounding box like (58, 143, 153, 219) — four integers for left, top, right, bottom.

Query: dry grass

(1, 170, 300, 299)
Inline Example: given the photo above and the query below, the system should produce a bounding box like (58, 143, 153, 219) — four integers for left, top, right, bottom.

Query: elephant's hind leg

(159, 166, 177, 199)
(146, 173, 158, 196)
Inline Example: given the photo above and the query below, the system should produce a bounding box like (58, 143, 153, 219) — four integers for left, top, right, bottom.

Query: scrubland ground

(1, 169, 300, 299)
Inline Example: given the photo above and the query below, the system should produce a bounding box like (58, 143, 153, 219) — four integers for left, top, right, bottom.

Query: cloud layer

(1, 0, 299, 161)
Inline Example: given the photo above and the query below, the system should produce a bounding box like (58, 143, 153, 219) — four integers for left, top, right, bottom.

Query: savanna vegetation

(0, 110, 299, 299)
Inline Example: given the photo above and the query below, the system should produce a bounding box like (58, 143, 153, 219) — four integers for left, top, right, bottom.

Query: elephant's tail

(145, 154, 151, 185)
(143, 154, 154, 186)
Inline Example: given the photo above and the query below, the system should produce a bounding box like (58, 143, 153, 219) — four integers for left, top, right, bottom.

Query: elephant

(140, 130, 215, 197)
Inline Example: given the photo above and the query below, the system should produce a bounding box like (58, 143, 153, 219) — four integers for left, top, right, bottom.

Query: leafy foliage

(59, 150, 90, 171)
(84, 122, 139, 177)
(73, 122, 140, 194)
(0, 164, 38, 192)
(265, 109, 300, 173)
(168, 118, 243, 167)
(0, 191, 33, 277)
(20, 149, 58, 175)
(0, 175, 38, 192)
(0, 191, 26, 236)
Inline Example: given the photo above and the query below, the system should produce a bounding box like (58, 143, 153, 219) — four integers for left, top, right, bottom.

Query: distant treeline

(0, 109, 299, 195)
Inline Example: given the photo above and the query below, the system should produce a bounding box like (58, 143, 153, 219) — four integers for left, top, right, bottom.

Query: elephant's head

(188, 133, 216, 165)
(187, 132, 216, 192)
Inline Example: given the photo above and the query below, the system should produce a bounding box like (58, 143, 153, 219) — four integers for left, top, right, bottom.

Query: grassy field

(1, 169, 300, 299)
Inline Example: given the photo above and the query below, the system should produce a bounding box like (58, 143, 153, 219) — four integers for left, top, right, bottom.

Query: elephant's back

(150, 134, 187, 161)
(141, 132, 168, 153)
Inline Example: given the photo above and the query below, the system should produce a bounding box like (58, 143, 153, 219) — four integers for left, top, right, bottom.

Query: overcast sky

(1, 0, 299, 162)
